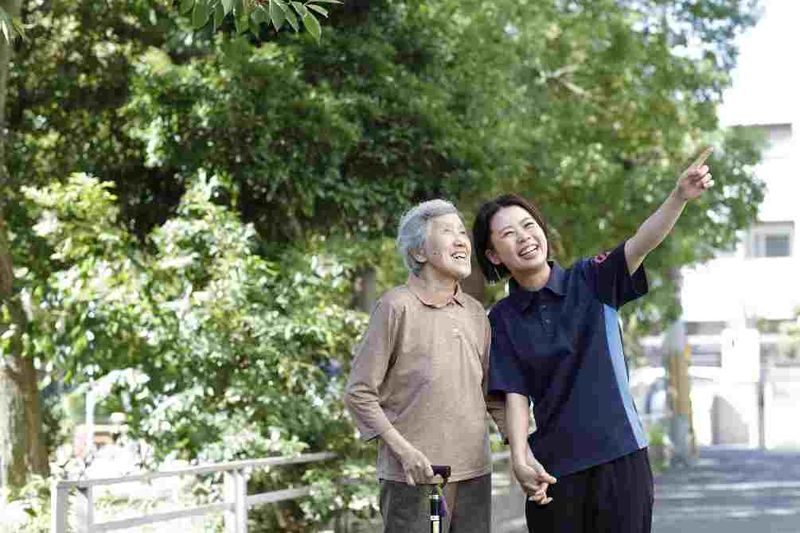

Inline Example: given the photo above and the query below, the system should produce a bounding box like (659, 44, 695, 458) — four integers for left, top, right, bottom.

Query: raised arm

(624, 147, 715, 274)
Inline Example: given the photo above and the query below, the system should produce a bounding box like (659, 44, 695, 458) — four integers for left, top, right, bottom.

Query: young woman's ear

(485, 248, 501, 266)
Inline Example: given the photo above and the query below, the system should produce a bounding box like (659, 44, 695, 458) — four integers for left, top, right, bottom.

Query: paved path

(653, 447, 800, 533)
(493, 447, 800, 533)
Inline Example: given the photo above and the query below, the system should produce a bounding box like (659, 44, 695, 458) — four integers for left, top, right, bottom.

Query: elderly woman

(345, 199, 504, 533)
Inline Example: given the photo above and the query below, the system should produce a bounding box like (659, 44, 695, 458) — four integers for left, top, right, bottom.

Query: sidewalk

(653, 447, 800, 533)
(491, 447, 800, 533)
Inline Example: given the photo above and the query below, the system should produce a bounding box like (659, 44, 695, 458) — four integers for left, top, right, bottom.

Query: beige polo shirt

(345, 275, 504, 483)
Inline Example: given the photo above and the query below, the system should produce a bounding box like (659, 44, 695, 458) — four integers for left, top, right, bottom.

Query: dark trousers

(379, 474, 491, 533)
(525, 448, 654, 533)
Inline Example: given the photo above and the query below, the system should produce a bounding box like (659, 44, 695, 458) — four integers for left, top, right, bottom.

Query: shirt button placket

(540, 304, 553, 336)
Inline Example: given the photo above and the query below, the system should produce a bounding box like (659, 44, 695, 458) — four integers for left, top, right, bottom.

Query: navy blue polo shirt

(488, 241, 649, 477)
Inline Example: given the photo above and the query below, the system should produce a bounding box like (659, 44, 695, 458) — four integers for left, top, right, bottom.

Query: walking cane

(430, 465, 451, 533)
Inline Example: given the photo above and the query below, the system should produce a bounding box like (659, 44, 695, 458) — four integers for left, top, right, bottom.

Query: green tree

(0, 0, 50, 492)
(2, 0, 766, 509)
(467, 0, 765, 326)
(18, 173, 370, 526)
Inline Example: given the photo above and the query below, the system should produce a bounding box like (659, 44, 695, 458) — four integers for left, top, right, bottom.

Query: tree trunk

(0, 0, 48, 492)
(461, 256, 486, 303)
(353, 266, 377, 313)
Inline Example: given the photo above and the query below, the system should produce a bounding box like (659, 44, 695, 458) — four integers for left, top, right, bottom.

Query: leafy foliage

(17, 174, 371, 525)
(177, 0, 340, 42)
(0, 6, 24, 42)
(3, 0, 767, 527)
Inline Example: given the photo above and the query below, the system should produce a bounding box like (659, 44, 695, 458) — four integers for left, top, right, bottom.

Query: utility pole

(663, 268, 695, 466)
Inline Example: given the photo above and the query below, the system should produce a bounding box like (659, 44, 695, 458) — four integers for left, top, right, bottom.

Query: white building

(683, 0, 800, 329)
(636, 0, 800, 450)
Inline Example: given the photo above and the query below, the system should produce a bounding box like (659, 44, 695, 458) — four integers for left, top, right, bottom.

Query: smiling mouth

(451, 251, 469, 261)
(518, 244, 540, 258)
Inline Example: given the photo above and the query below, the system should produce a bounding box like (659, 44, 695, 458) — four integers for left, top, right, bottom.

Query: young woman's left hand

(676, 164, 714, 201)
(676, 147, 715, 201)
(514, 451, 557, 506)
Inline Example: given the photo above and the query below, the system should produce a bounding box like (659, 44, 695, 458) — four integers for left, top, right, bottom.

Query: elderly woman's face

(419, 213, 472, 280)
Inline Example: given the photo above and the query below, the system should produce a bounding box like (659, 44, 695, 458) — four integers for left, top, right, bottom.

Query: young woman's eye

(501, 230, 513, 239)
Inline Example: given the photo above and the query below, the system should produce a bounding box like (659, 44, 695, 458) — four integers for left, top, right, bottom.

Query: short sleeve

(480, 312, 508, 440)
(487, 308, 528, 397)
(583, 240, 648, 309)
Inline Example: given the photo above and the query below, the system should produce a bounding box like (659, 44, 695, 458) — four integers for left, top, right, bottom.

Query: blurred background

(0, 0, 797, 531)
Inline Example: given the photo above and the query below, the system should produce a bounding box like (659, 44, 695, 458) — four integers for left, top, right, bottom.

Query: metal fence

(51, 451, 516, 533)
(50, 451, 337, 533)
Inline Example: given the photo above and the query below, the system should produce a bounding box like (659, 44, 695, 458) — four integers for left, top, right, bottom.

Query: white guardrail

(50, 451, 337, 533)
(51, 451, 512, 533)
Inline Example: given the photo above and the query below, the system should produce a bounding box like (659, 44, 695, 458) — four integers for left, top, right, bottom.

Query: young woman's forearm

(506, 392, 532, 464)
(625, 188, 686, 273)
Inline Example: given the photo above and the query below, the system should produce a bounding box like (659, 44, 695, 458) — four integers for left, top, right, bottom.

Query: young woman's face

(486, 205, 548, 276)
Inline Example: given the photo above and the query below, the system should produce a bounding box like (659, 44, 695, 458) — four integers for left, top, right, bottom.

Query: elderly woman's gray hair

(396, 199, 462, 274)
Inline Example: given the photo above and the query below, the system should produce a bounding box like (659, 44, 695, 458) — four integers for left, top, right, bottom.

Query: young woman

(472, 152, 713, 532)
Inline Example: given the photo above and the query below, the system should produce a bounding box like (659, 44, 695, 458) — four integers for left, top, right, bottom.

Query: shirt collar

(508, 262, 567, 311)
(406, 274, 465, 308)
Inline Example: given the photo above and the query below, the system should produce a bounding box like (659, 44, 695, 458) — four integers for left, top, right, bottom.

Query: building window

(765, 234, 791, 257)
(746, 222, 794, 258)
(687, 321, 727, 335)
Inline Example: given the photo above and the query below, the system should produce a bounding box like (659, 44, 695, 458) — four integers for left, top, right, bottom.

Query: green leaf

(234, 9, 249, 34)
(306, 4, 328, 18)
(291, 1, 306, 16)
(252, 6, 269, 25)
(249, 16, 261, 36)
(307, 0, 341, 3)
(221, 0, 234, 15)
(192, 2, 210, 29)
(9, 17, 26, 41)
(280, 0, 299, 31)
(180, 0, 195, 15)
(0, 8, 24, 42)
(285, 10, 299, 31)
(303, 12, 321, 42)
(269, 0, 286, 31)
(213, 3, 225, 29)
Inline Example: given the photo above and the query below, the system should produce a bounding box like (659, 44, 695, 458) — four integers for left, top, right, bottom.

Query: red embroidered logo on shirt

(594, 252, 609, 264)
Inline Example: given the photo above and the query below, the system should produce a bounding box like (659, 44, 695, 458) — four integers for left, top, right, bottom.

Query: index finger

(538, 471, 557, 484)
(689, 146, 714, 169)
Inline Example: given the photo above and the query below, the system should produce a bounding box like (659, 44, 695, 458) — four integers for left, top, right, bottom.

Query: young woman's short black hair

(472, 193, 550, 283)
